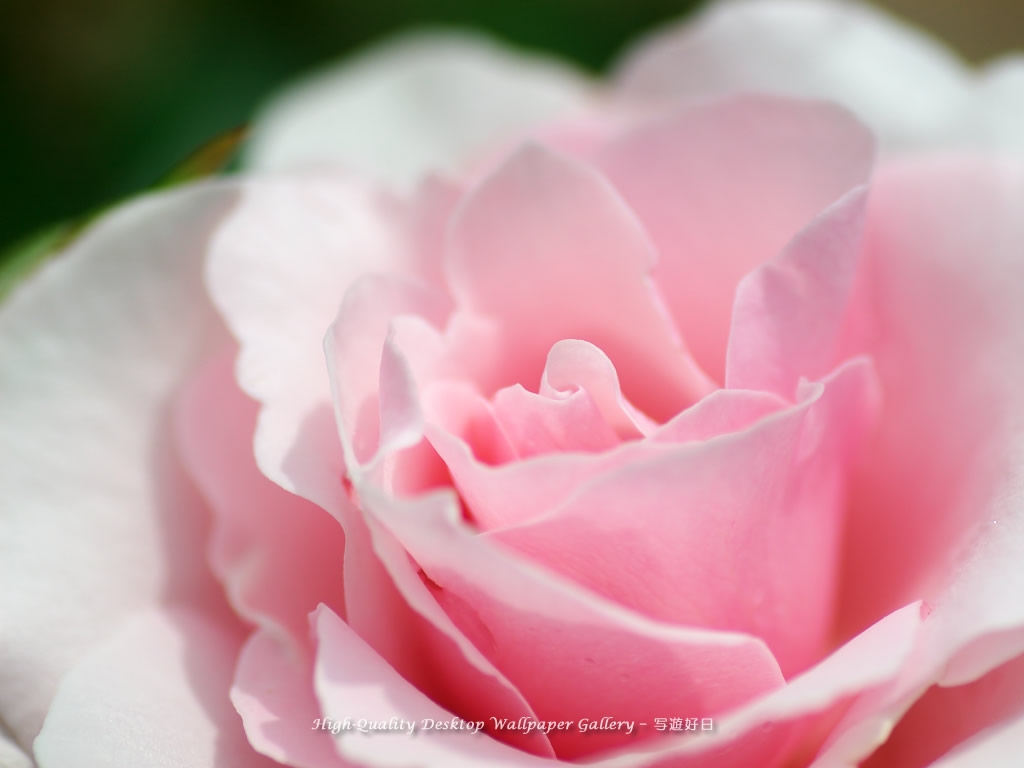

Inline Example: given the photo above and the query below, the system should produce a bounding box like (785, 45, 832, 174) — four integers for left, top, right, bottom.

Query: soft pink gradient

(172, 80, 1024, 768)
(7, 7, 1023, 768)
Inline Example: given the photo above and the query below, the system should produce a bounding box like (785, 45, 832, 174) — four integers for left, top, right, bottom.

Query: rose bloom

(3, 2, 1024, 767)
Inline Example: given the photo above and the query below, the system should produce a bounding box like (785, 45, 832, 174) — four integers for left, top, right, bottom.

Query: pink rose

(3, 2, 1023, 768)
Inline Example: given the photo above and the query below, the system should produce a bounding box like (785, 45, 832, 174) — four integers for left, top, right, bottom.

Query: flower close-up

(2, 2, 1024, 767)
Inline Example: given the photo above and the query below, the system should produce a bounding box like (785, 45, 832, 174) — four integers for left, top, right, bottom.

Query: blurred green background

(1, 0, 1021, 252)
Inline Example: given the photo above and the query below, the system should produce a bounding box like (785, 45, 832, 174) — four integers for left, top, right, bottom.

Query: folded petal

(539, 339, 657, 437)
(447, 142, 714, 419)
(175, 344, 346, 646)
(33, 607, 276, 768)
(232, 628, 352, 768)
(325, 273, 450, 468)
(596, 96, 874, 383)
(247, 32, 592, 187)
(0, 183, 236, 747)
(492, 383, 621, 458)
(594, 601, 922, 768)
(491, 358, 879, 676)
(614, 0, 970, 150)
(281, 359, 553, 755)
(727, 187, 868, 397)
(358, 484, 786, 759)
(207, 176, 404, 501)
(313, 605, 553, 768)
(428, 384, 789, 531)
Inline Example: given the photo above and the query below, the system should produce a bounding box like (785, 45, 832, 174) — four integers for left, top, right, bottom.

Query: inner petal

(595, 96, 875, 383)
(488, 359, 880, 677)
(445, 141, 715, 421)
(493, 384, 620, 458)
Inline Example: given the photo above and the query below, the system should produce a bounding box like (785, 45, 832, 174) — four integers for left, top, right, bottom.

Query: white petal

(0, 725, 34, 768)
(246, 31, 593, 187)
(0, 183, 236, 746)
(33, 608, 271, 768)
(614, 0, 972, 150)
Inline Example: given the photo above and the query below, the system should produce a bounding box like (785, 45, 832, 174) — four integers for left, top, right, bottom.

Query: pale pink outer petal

(613, 0, 971, 151)
(175, 344, 346, 647)
(837, 156, 1024, 638)
(447, 142, 715, 419)
(246, 32, 593, 188)
(595, 96, 874, 383)
(232, 628, 353, 768)
(207, 176, 405, 503)
(33, 607, 277, 768)
(0, 183, 236, 750)
(326, 273, 450, 468)
(811, 157, 1024, 765)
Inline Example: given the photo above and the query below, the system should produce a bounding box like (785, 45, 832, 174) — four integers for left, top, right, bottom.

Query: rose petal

(446, 142, 715, 420)
(246, 32, 592, 187)
(925, 712, 1024, 768)
(33, 607, 275, 768)
(232, 628, 352, 768)
(326, 274, 449, 467)
(539, 339, 658, 437)
(727, 186, 868, 397)
(337, 496, 557, 757)
(492, 383, 621, 458)
(281, 360, 553, 756)
(313, 605, 553, 768)
(589, 601, 922, 768)
(813, 156, 1024, 765)
(613, 0, 970, 150)
(207, 176, 405, 501)
(837, 156, 1024, 642)
(175, 344, 346, 646)
(595, 96, 874, 383)
(0, 183, 235, 748)
(428, 383, 789, 531)
(860, 652, 1024, 767)
(357, 484, 786, 759)
(490, 358, 879, 676)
